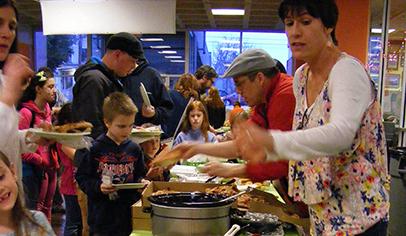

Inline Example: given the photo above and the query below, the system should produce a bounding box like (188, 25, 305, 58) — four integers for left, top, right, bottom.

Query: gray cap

(221, 49, 276, 78)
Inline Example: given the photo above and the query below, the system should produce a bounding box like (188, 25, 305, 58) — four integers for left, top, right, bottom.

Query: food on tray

(205, 185, 265, 209)
(150, 148, 182, 168)
(52, 121, 93, 133)
(206, 185, 238, 196)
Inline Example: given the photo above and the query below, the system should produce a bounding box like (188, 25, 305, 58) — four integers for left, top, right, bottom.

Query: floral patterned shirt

(288, 55, 390, 235)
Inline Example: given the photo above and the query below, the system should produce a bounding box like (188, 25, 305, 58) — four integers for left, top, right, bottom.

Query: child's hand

(100, 183, 116, 195)
(141, 179, 150, 185)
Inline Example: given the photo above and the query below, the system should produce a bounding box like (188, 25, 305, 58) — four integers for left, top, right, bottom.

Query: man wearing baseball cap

(121, 35, 173, 135)
(172, 49, 307, 216)
(72, 32, 139, 138)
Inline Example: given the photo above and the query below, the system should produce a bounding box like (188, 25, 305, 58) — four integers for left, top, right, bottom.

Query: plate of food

(112, 183, 147, 190)
(29, 121, 92, 140)
(131, 126, 163, 137)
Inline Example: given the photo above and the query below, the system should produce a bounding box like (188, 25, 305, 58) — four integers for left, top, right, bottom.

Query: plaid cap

(222, 49, 277, 78)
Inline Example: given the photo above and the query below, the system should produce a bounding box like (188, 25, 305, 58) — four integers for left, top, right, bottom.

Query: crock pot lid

(148, 192, 234, 207)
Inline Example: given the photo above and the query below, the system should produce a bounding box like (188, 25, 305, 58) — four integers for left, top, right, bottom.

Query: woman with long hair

(0, 151, 55, 235)
(204, 87, 225, 129)
(237, 0, 390, 235)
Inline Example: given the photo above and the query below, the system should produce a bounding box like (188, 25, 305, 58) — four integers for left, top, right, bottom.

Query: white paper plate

(112, 183, 147, 190)
(29, 128, 90, 140)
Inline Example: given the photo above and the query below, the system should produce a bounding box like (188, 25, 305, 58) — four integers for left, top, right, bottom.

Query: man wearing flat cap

(121, 38, 173, 133)
(172, 49, 308, 216)
(72, 32, 138, 138)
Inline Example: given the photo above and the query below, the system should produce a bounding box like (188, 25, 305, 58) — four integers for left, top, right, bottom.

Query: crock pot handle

(224, 224, 241, 236)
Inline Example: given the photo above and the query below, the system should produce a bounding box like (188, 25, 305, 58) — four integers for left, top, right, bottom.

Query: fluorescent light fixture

(170, 60, 185, 63)
(165, 56, 182, 59)
(223, 63, 231, 67)
(371, 28, 396, 34)
(150, 45, 171, 49)
(158, 50, 177, 54)
(220, 47, 240, 52)
(212, 9, 245, 15)
(141, 38, 164, 42)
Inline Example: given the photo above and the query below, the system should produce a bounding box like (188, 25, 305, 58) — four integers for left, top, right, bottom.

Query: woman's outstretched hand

(234, 123, 274, 163)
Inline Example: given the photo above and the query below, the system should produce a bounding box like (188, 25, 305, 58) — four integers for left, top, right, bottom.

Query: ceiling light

(211, 9, 245, 16)
(150, 45, 171, 49)
(165, 56, 182, 59)
(170, 60, 185, 63)
(140, 38, 164, 42)
(158, 50, 177, 54)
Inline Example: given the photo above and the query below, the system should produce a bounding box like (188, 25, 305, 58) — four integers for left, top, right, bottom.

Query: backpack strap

(24, 108, 36, 128)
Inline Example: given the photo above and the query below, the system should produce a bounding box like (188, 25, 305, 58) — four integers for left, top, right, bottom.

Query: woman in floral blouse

(237, 0, 390, 235)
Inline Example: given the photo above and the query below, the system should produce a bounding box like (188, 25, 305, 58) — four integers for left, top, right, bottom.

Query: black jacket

(121, 60, 173, 128)
(75, 134, 146, 235)
(72, 60, 123, 138)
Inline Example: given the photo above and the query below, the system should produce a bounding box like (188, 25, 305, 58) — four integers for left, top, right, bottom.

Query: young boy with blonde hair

(76, 92, 147, 236)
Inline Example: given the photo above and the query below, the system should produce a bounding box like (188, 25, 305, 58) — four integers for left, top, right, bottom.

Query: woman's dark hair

(278, 0, 339, 45)
(37, 66, 54, 79)
(18, 68, 53, 107)
(55, 103, 73, 125)
(0, 0, 19, 54)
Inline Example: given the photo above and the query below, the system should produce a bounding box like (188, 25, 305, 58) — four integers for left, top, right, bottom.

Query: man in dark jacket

(121, 40, 173, 130)
(72, 32, 139, 138)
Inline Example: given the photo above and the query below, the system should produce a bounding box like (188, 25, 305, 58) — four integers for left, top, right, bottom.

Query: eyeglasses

(233, 78, 249, 89)
(297, 107, 312, 130)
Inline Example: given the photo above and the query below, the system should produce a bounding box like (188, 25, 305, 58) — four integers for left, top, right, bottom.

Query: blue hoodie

(75, 134, 146, 236)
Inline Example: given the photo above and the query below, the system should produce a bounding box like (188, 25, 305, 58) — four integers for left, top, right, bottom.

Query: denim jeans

(22, 174, 41, 210)
(63, 195, 83, 236)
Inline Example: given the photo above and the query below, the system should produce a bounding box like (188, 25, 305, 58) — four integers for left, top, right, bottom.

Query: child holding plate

(18, 68, 57, 221)
(75, 92, 147, 236)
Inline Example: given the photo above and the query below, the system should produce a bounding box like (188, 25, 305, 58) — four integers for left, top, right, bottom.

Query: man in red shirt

(174, 49, 307, 216)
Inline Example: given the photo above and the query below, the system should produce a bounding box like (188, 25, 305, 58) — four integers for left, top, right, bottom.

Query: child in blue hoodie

(75, 92, 147, 236)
